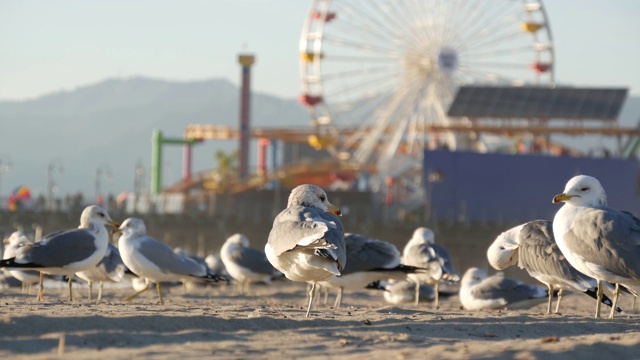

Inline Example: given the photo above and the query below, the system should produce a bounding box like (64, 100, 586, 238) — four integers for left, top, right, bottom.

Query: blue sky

(0, 0, 639, 101)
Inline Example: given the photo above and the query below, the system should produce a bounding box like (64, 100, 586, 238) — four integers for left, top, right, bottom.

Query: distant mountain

(0, 77, 309, 200)
(0, 77, 638, 202)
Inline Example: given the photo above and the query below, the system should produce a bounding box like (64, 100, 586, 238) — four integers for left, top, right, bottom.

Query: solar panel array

(447, 86, 628, 120)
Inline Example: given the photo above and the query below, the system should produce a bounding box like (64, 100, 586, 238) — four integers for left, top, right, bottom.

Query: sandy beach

(0, 280, 639, 360)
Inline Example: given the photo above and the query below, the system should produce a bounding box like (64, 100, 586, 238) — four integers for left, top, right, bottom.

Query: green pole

(151, 129, 163, 195)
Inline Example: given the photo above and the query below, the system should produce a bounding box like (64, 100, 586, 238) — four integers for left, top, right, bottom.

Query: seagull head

(461, 267, 487, 287)
(486, 225, 522, 270)
(118, 217, 147, 237)
(410, 227, 435, 245)
(226, 233, 250, 247)
(80, 205, 119, 229)
(552, 175, 607, 207)
(287, 184, 341, 216)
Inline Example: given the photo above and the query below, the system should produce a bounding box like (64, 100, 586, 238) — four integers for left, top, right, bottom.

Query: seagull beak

(552, 193, 576, 203)
(108, 220, 121, 228)
(327, 203, 342, 216)
(2, 237, 10, 244)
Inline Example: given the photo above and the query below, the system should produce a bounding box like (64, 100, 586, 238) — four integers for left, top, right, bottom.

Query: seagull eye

(319, 195, 326, 201)
(580, 187, 590, 192)
(98, 213, 105, 217)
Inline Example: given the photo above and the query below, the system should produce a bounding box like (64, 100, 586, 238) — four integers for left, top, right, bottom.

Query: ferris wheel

(299, 0, 555, 182)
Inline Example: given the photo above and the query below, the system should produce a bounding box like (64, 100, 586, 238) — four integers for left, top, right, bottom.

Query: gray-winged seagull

(76, 243, 127, 301)
(460, 267, 549, 310)
(552, 175, 640, 318)
(265, 184, 346, 317)
(0, 205, 119, 301)
(221, 233, 280, 294)
(402, 227, 459, 307)
(3, 231, 41, 293)
(318, 232, 426, 307)
(117, 217, 227, 303)
(487, 219, 621, 314)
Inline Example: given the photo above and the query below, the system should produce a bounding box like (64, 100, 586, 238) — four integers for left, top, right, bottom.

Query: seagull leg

(306, 282, 316, 317)
(123, 284, 150, 302)
(67, 277, 74, 302)
(334, 287, 343, 308)
(434, 282, 440, 309)
(157, 283, 164, 304)
(414, 282, 420, 306)
(88, 281, 93, 301)
(98, 281, 104, 302)
(609, 283, 620, 319)
(555, 289, 564, 314)
(595, 280, 603, 319)
(37, 272, 44, 302)
(323, 286, 329, 305)
(546, 284, 554, 314)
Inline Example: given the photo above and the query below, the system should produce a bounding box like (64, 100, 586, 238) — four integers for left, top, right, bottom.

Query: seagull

(318, 233, 427, 307)
(487, 220, 621, 314)
(459, 267, 549, 311)
(367, 280, 436, 305)
(75, 243, 127, 301)
(3, 231, 40, 293)
(205, 254, 227, 277)
(402, 227, 460, 307)
(117, 217, 227, 303)
(221, 233, 280, 294)
(552, 174, 640, 318)
(0, 205, 118, 301)
(265, 184, 346, 317)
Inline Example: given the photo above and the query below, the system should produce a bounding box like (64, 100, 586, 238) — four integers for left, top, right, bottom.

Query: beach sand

(0, 281, 639, 359)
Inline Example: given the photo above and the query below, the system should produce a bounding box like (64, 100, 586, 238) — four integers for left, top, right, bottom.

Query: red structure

(238, 54, 256, 179)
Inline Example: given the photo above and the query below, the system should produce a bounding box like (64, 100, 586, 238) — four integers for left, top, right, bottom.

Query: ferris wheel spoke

(323, 34, 399, 55)
(461, 9, 524, 51)
(324, 69, 403, 99)
(395, 0, 435, 49)
(463, 45, 536, 59)
(457, 66, 522, 84)
(463, 29, 532, 54)
(336, 3, 408, 45)
(457, 1, 519, 47)
(320, 65, 397, 81)
(384, 1, 434, 51)
(327, 55, 398, 63)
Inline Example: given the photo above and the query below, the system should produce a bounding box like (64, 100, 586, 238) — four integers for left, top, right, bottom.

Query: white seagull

(402, 227, 459, 307)
(76, 243, 127, 301)
(487, 219, 621, 314)
(0, 205, 118, 301)
(460, 267, 549, 311)
(3, 231, 41, 293)
(117, 217, 227, 303)
(221, 233, 280, 294)
(552, 175, 640, 318)
(265, 184, 346, 317)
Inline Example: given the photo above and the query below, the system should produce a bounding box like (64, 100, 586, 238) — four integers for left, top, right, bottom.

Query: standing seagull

(76, 243, 127, 301)
(318, 233, 426, 307)
(460, 267, 549, 311)
(3, 231, 41, 293)
(552, 175, 640, 318)
(117, 217, 226, 303)
(402, 227, 459, 307)
(221, 233, 280, 294)
(487, 220, 621, 314)
(266, 184, 346, 317)
(0, 205, 118, 301)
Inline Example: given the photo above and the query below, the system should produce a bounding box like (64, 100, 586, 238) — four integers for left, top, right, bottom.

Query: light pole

(47, 159, 64, 211)
(95, 163, 113, 205)
(0, 155, 13, 200)
(133, 160, 145, 213)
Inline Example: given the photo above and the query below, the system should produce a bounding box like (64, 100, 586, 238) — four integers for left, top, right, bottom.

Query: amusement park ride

(156, 0, 640, 214)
